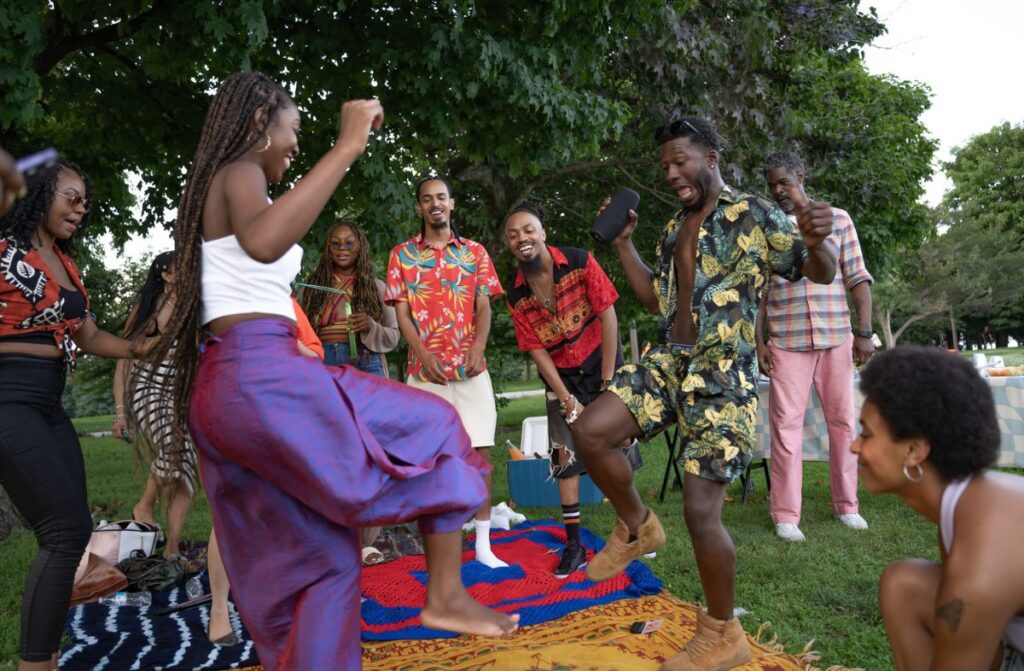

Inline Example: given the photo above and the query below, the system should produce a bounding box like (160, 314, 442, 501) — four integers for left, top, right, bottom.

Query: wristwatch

(853, 328, 873, 339)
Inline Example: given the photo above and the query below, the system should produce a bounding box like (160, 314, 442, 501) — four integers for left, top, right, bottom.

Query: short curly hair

(0, 159, 91, 253)
(859, 346, 999, 480)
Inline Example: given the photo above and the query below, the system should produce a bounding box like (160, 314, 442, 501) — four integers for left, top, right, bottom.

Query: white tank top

(200, 235, 302, 325)
(940, 476, 1024, 651)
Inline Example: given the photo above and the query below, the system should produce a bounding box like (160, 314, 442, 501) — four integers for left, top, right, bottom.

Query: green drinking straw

(294, 282, 360, 356)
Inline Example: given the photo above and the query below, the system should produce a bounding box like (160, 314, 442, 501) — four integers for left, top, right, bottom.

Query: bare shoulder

(965, 471, 1024, 508)
(203, 162, 267, 240)
(949, 471, 1024, 567)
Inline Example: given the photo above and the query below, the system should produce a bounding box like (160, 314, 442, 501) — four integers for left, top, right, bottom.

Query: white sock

(474, 520, 508, 568)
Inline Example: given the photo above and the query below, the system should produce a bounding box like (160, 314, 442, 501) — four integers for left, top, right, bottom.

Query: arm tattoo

(936, 598, 964, 632)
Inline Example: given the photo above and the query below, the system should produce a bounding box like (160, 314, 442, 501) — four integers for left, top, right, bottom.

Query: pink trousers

(767, 338, 859, 524)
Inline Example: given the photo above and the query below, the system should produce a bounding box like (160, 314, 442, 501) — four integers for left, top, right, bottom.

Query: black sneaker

(553, 541, 587, 579)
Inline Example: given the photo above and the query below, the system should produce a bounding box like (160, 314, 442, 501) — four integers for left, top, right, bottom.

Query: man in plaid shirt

(756, 150, 875, 542)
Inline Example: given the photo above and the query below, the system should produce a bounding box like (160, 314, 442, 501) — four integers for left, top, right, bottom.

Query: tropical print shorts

(606, 343, 756, 483)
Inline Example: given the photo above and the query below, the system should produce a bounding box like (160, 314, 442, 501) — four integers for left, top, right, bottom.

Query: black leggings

(0, 355, 92, 662)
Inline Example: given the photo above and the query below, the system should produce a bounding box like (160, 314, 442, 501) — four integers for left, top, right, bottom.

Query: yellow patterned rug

(238, 592, 860, 670)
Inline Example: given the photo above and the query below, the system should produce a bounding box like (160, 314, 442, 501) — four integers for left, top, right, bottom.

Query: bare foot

(421, 590, 519, 637)
(132, 503, 156, 526)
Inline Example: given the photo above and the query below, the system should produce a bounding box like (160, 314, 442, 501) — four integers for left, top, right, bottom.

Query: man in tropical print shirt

(385, 176, 508, 569)
(570, 117, 838, 670)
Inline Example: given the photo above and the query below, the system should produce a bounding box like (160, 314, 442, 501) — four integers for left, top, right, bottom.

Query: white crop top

(201, 235, 303, 325)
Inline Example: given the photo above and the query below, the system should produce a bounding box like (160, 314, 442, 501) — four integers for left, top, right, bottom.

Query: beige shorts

(406, 369, 497, 448)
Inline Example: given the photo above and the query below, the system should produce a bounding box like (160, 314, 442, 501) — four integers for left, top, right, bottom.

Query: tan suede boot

(585, 508, 666, 582)
(659, 609, 751, 671)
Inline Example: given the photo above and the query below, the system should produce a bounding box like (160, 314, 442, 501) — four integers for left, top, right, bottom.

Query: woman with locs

(148, 72, 518, 670)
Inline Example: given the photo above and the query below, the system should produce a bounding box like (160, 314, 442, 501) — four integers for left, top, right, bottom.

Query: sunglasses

(53, 190, 90, 212)
(328, 241, 357, 252)
(655, 118, 714, 148)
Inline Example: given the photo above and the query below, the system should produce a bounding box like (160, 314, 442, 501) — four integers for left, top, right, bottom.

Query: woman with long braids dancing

(149, 72, 518, 670)
(0, 160, 145, 671)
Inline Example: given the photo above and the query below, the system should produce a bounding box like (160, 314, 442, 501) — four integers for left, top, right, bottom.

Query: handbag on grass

(117, 553, 184, 592)
(86, 520, 161, 564)
(70, 551, 128, 606)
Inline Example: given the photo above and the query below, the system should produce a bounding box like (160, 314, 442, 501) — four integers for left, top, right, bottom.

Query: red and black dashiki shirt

(506, 245, 618, 376)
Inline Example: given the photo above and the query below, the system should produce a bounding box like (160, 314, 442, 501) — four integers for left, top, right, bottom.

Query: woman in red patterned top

(0, 160, 143, 671)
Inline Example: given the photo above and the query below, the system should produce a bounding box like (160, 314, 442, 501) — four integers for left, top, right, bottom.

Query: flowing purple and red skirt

(189, 318, 487, 670)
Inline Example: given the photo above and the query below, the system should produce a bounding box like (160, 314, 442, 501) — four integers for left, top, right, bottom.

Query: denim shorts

(322, 341, 388, 378)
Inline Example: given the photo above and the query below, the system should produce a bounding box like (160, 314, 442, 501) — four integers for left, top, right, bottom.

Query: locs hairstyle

(0, 159, 92, 253)
(505, 201, 546, 230)
(300, 221, 383, 326)
(151, 71, 295, 456)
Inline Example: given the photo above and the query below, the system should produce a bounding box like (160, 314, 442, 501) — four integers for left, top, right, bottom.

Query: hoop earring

(254, 133, 272, 153)
(902, 462, 924, 483)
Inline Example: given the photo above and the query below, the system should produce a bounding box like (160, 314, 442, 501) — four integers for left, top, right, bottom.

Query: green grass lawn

(0, 401, 939, 669)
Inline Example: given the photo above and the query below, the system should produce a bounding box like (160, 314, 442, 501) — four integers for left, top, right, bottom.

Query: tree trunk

(876, 306, 895, 349)
(949, 308, 959, 350)
(0, 487, 27, 541)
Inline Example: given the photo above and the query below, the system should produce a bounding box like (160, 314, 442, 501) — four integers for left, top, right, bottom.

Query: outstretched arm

(73, 318, 135, 359)
(605, 203, 658, 314)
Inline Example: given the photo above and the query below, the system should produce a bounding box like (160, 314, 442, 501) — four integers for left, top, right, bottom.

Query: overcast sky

(860, 0, 1024, 205)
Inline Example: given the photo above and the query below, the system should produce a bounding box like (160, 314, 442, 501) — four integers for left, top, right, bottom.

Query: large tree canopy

(3, 1, 934, 272)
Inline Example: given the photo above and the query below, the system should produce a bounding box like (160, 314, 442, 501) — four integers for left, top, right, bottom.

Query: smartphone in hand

(590, 187, 640, 244)
(15, 148, 58, 189)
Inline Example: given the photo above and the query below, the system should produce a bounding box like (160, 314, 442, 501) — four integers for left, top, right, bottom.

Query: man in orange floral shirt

(386, 176, 508, 568)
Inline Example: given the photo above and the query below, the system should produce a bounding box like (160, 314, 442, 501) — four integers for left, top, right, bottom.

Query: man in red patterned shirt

(385, 176, 508, 568)
(504, 202, 623, 578)
(756, 150, 875, 542)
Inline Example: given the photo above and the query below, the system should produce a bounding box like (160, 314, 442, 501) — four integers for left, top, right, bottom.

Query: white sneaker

(775, 523, 806, 542)
(838, 513, 868, 530)
(492, 502, 526, 525)
(490, 514, 510, 530)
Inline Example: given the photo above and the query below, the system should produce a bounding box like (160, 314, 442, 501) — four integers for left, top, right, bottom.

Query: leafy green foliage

(875, 123, 1024, 347)
(1, 0, 935, 375)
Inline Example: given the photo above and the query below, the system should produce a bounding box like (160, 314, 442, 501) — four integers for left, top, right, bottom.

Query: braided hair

(123, 251, 174, 339)
(0, 159, 91, 253)
(151, 72, 294, 450)
(300, 221, 383, 325)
